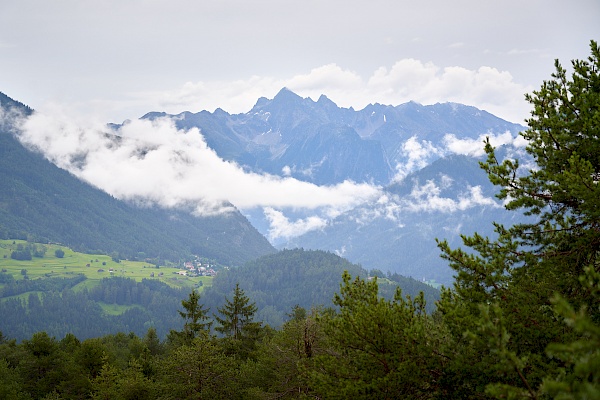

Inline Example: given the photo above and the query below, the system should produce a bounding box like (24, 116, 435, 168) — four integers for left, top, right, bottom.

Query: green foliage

(436, 40, 600, 398)
(155, 336, 240, 399)
(215, 283, 260, 340)
(0, 358, 31, 399)
(248, 306, 329, 398)
(540, 266, 600, 399)
(54, 249, 64, 258)
(214, 283, 264, 360)
(11, 248, 32, 261)
(306, 272, 448, 398)
(168, 289, 211, 345)
(92, 358, 155, 400)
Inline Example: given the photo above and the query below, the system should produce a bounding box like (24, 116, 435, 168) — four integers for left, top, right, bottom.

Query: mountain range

(143, 87, 524, 187)
(143, 88, 528, 284)
(2, 88, 531, 285)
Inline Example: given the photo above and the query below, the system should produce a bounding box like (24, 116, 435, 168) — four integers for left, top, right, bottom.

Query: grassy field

(97, 302, 145, 316)
(0, 240, 213, 292)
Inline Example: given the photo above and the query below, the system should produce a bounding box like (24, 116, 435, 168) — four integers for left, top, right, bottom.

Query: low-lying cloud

(263, 208, 328, 241)
(402, 180, 498, 213)
(17, 110, 381, 220)
(393, 136, 444, 181)
(443, 130, 521, 157)
(349, 178, 500, 229)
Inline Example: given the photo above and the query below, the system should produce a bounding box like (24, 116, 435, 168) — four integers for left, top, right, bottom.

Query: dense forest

(0, 42, 599, 399)
(0, 275, 187, 340)
(0, 248, 438, 341)
(201, 248, 440, 327)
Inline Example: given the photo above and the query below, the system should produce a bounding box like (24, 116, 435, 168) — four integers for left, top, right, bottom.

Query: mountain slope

(201, 248, 440, 328)
(283, 154, 528, 284)
(0, 92, 275, 265)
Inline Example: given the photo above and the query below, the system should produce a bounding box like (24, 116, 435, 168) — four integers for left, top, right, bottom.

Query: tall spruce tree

(168, 289, 211, 346)
(437, 40, 600, 398)
(214, 283, 260, 341)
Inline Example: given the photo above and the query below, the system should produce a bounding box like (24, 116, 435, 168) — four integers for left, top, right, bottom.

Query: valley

(0, 39, 598, 397)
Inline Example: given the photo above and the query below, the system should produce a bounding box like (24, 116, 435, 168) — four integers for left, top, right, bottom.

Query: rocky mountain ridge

(144, 88, 525, 186)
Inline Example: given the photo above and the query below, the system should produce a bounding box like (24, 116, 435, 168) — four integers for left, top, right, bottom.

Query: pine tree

(307, 272, 448, 399)
(436, 40, 600, 398)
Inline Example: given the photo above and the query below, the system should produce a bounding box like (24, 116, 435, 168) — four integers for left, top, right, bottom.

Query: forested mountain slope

(201, 248, 440, 327)
(0, 92, 275, 265)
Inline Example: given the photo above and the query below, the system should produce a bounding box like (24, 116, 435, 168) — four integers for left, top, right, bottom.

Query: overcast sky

(1, 0, 598, 124)
(3, 1, 600, 241)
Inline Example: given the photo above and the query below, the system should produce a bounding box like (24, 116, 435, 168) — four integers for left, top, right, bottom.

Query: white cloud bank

(16, 110, 381, 219)
(402, 180, 498, 213)
(263, 208, 328, 241)
(139, 59, 531, 124)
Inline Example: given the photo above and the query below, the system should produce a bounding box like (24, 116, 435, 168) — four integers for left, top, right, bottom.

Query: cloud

(443, 130, 516, 157)
(16, 110, 381, 218)
(393, 136, 444, 181)
(354, 177, 500, 227)
(142, 58, 531, 124)
(263, 207, 327, 241)
(395, 180, 499, 214)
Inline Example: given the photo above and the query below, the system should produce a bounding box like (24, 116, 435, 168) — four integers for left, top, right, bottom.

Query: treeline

(201, 248, 440, 327)
(0, 249, 439, 341)
(0, 275, 446, 400)
(0, 273, 86, 297)
(1, 263, 597, 399)
(0, 276, 186, 341)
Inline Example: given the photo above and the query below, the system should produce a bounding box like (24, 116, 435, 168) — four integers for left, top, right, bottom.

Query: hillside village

(177, 258, 218, 277)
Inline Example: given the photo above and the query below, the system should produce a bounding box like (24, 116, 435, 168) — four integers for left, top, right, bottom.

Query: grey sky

(1, 0, 598, 123)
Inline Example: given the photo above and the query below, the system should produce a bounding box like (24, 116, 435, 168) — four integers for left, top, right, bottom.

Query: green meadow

(0, 240, 213, 292)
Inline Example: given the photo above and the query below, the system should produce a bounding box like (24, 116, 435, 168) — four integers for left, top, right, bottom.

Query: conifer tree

(169, 289, 211, 345)
(436, 40, 600, 398)
(214, 283, 260, 341)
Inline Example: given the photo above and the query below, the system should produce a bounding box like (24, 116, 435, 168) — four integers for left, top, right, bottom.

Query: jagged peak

(213, 107, 230, 116)
(316, 94, 337, 107)
(273, 87, 303, 102)
(252, 96, 270, 109)
(140, 111, 168, 120)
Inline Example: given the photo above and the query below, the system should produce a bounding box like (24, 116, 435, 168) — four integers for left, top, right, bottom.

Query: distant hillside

(0, 92, 275, 265)
(201, 248, 440, 328)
